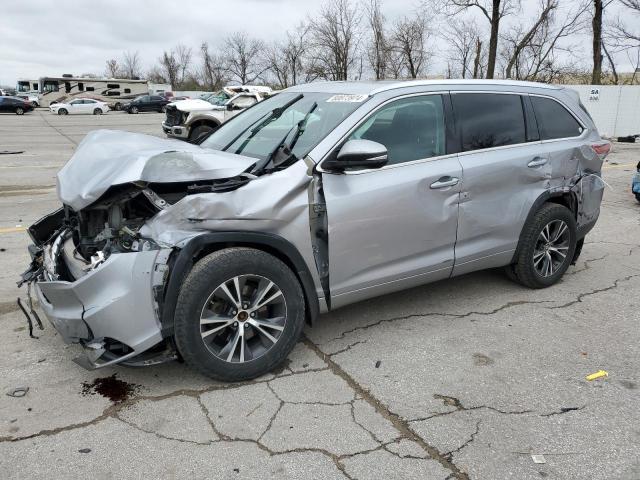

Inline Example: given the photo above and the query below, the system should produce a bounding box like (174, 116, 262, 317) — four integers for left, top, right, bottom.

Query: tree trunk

(473, 38, 482, 79)
(591, 0, 603, 85)
(486, 0, 501, 78)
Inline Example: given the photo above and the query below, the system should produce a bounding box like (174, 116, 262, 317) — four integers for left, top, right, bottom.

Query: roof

(287, 79, 562, 95)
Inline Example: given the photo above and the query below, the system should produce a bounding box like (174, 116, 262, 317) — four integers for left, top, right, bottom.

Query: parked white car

(50, 98, 110, 115)
(17, 94, 40, 107)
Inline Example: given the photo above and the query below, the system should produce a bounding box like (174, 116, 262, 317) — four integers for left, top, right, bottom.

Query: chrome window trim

(317, 91, 450, 175)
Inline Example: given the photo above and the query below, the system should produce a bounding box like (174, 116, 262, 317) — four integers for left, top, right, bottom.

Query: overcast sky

(0, 0, 633, 87)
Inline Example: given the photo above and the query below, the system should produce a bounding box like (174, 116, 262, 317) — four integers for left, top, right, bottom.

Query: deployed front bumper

(33, 238, 172, 369)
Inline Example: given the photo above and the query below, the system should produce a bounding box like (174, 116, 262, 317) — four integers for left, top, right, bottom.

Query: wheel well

(160, 234, 320, 335)
(545, 192, 578, 218)
(189, 119, 219, 131)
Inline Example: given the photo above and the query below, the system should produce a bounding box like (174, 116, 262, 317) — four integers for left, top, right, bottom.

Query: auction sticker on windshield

(326, 94, 368, 102)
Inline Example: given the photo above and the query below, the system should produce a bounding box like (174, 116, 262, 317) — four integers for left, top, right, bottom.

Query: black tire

(31, 101, 38, 108)
(93, 108, 102, 115)
(509, 203, 577, 288)
(114, 103, 122, 111)
(15, 107, 24, 115)
(174, 248, 306, 381)
(58, 108, 68, 115)
(130, 106, 138, 114)
(189, 124, 216, 143)
(160, 105, 167, 113)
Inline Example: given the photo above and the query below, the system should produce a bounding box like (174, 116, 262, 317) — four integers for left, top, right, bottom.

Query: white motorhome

(37, 76, 149, 109)
(16, 79, 40, 94)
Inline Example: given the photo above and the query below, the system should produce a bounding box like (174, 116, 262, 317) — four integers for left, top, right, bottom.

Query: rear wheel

(31, 101, 38, 108)
(58, 108, 68, 115)
(174, 248, 306, 381)
(15, 107, 24, 115)
(114, 102, 122, 111)
(160, 105, 167, 113)
(508, 203, 577, 288)
(93, 108, 102, 115)
(130, 106, 138, 114)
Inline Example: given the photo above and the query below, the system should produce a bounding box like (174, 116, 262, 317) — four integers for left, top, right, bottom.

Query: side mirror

(323, 139, 388, 171)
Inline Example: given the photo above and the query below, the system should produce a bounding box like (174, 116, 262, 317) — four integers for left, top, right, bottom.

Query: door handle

(527, 157, 548, 168)
(430, 176, 459, 189)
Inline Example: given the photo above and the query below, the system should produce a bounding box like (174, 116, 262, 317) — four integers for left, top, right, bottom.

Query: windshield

(205, 91, 230, 106)
(201, 92, 365, 164)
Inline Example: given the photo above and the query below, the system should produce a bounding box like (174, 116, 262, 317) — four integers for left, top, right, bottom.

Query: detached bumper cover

(35, 248, 171, 368)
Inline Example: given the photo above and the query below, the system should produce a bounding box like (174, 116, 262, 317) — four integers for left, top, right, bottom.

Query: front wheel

(31, 101, 38, 108)
(58, 108, 68, 115)
(509, 203, 577, 288)
(160, 105, 167, 113)
(130, 106, 138, 114)
(15, 107, 24, 115)
(93, 108, 102, 115)
(114, 103, 122, 111)
(174, 248, 306, 381)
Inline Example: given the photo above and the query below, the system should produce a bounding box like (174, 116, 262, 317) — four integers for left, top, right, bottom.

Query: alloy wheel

(533, 219, 570, 277)
(199, 274, 287, 363)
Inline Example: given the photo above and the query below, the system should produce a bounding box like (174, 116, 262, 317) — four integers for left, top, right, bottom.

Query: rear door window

(452, 93, 526, 151)
(531, 96, 584, 140)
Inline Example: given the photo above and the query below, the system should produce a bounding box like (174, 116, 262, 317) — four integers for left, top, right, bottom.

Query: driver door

(321, 94, 463, 308)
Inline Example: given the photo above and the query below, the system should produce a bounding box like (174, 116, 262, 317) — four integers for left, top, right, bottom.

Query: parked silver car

(20, 80, 609, 381)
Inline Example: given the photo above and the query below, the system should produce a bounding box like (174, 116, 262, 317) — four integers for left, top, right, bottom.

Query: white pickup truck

(162, 86, 273, 142)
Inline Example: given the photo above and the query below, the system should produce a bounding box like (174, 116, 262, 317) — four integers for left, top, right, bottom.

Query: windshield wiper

(251, 101, 318, 175)
(224, 93, 304, 155)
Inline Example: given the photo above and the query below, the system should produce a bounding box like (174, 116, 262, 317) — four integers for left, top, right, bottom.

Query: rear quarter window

(531, 96, 584, 140)
(452, 93, 526, 151)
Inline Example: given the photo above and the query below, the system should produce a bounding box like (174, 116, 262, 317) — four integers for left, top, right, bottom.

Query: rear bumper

(35, 245, 171, 369)
(162, 121, 189, 139)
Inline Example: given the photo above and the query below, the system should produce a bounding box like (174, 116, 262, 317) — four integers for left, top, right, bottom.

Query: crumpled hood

(58, 130, 256, 211)
(172, 99, 218, 112)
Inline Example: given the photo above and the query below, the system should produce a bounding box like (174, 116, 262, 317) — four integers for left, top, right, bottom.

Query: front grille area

(164, 106, 183, 127)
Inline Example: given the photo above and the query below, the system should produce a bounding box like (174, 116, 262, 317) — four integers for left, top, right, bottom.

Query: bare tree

(200, 42, 227, 90)
(610, 0, 640, 83)
(105, 59, 120, 77)
(500, 0, 589, 82)
(175, 44, 193, 85)
(223, 32, 265, 84)
(391, 11, 431, 78)
(159, 50, 180, 88)
(444, 0, 520, 78)
(265, 24, 309, 88)
(504, 0, 557, 79)
(591, 0, 604, 84)
(473, 38, 485, 78)
(365, 0, 389, 80)
(444, 18, 482, 78)
(121, 51, 141, 79)
(308, 0, 362, 81)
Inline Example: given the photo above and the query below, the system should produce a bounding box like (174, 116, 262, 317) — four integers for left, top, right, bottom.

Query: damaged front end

(18, 129, 260, 369)
(20, 194, 176, 369)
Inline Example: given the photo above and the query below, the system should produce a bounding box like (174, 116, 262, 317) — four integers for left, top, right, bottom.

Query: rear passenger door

(451, 92, 549, 276)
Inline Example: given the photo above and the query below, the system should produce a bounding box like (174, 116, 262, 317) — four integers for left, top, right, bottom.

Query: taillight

(591, 142, 611, 159)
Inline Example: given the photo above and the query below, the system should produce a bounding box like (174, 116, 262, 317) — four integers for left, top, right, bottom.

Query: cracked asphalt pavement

(1, 111, 639, 479)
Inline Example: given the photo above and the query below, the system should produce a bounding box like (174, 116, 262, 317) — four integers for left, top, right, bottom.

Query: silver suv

(21, 80, 609, 381)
